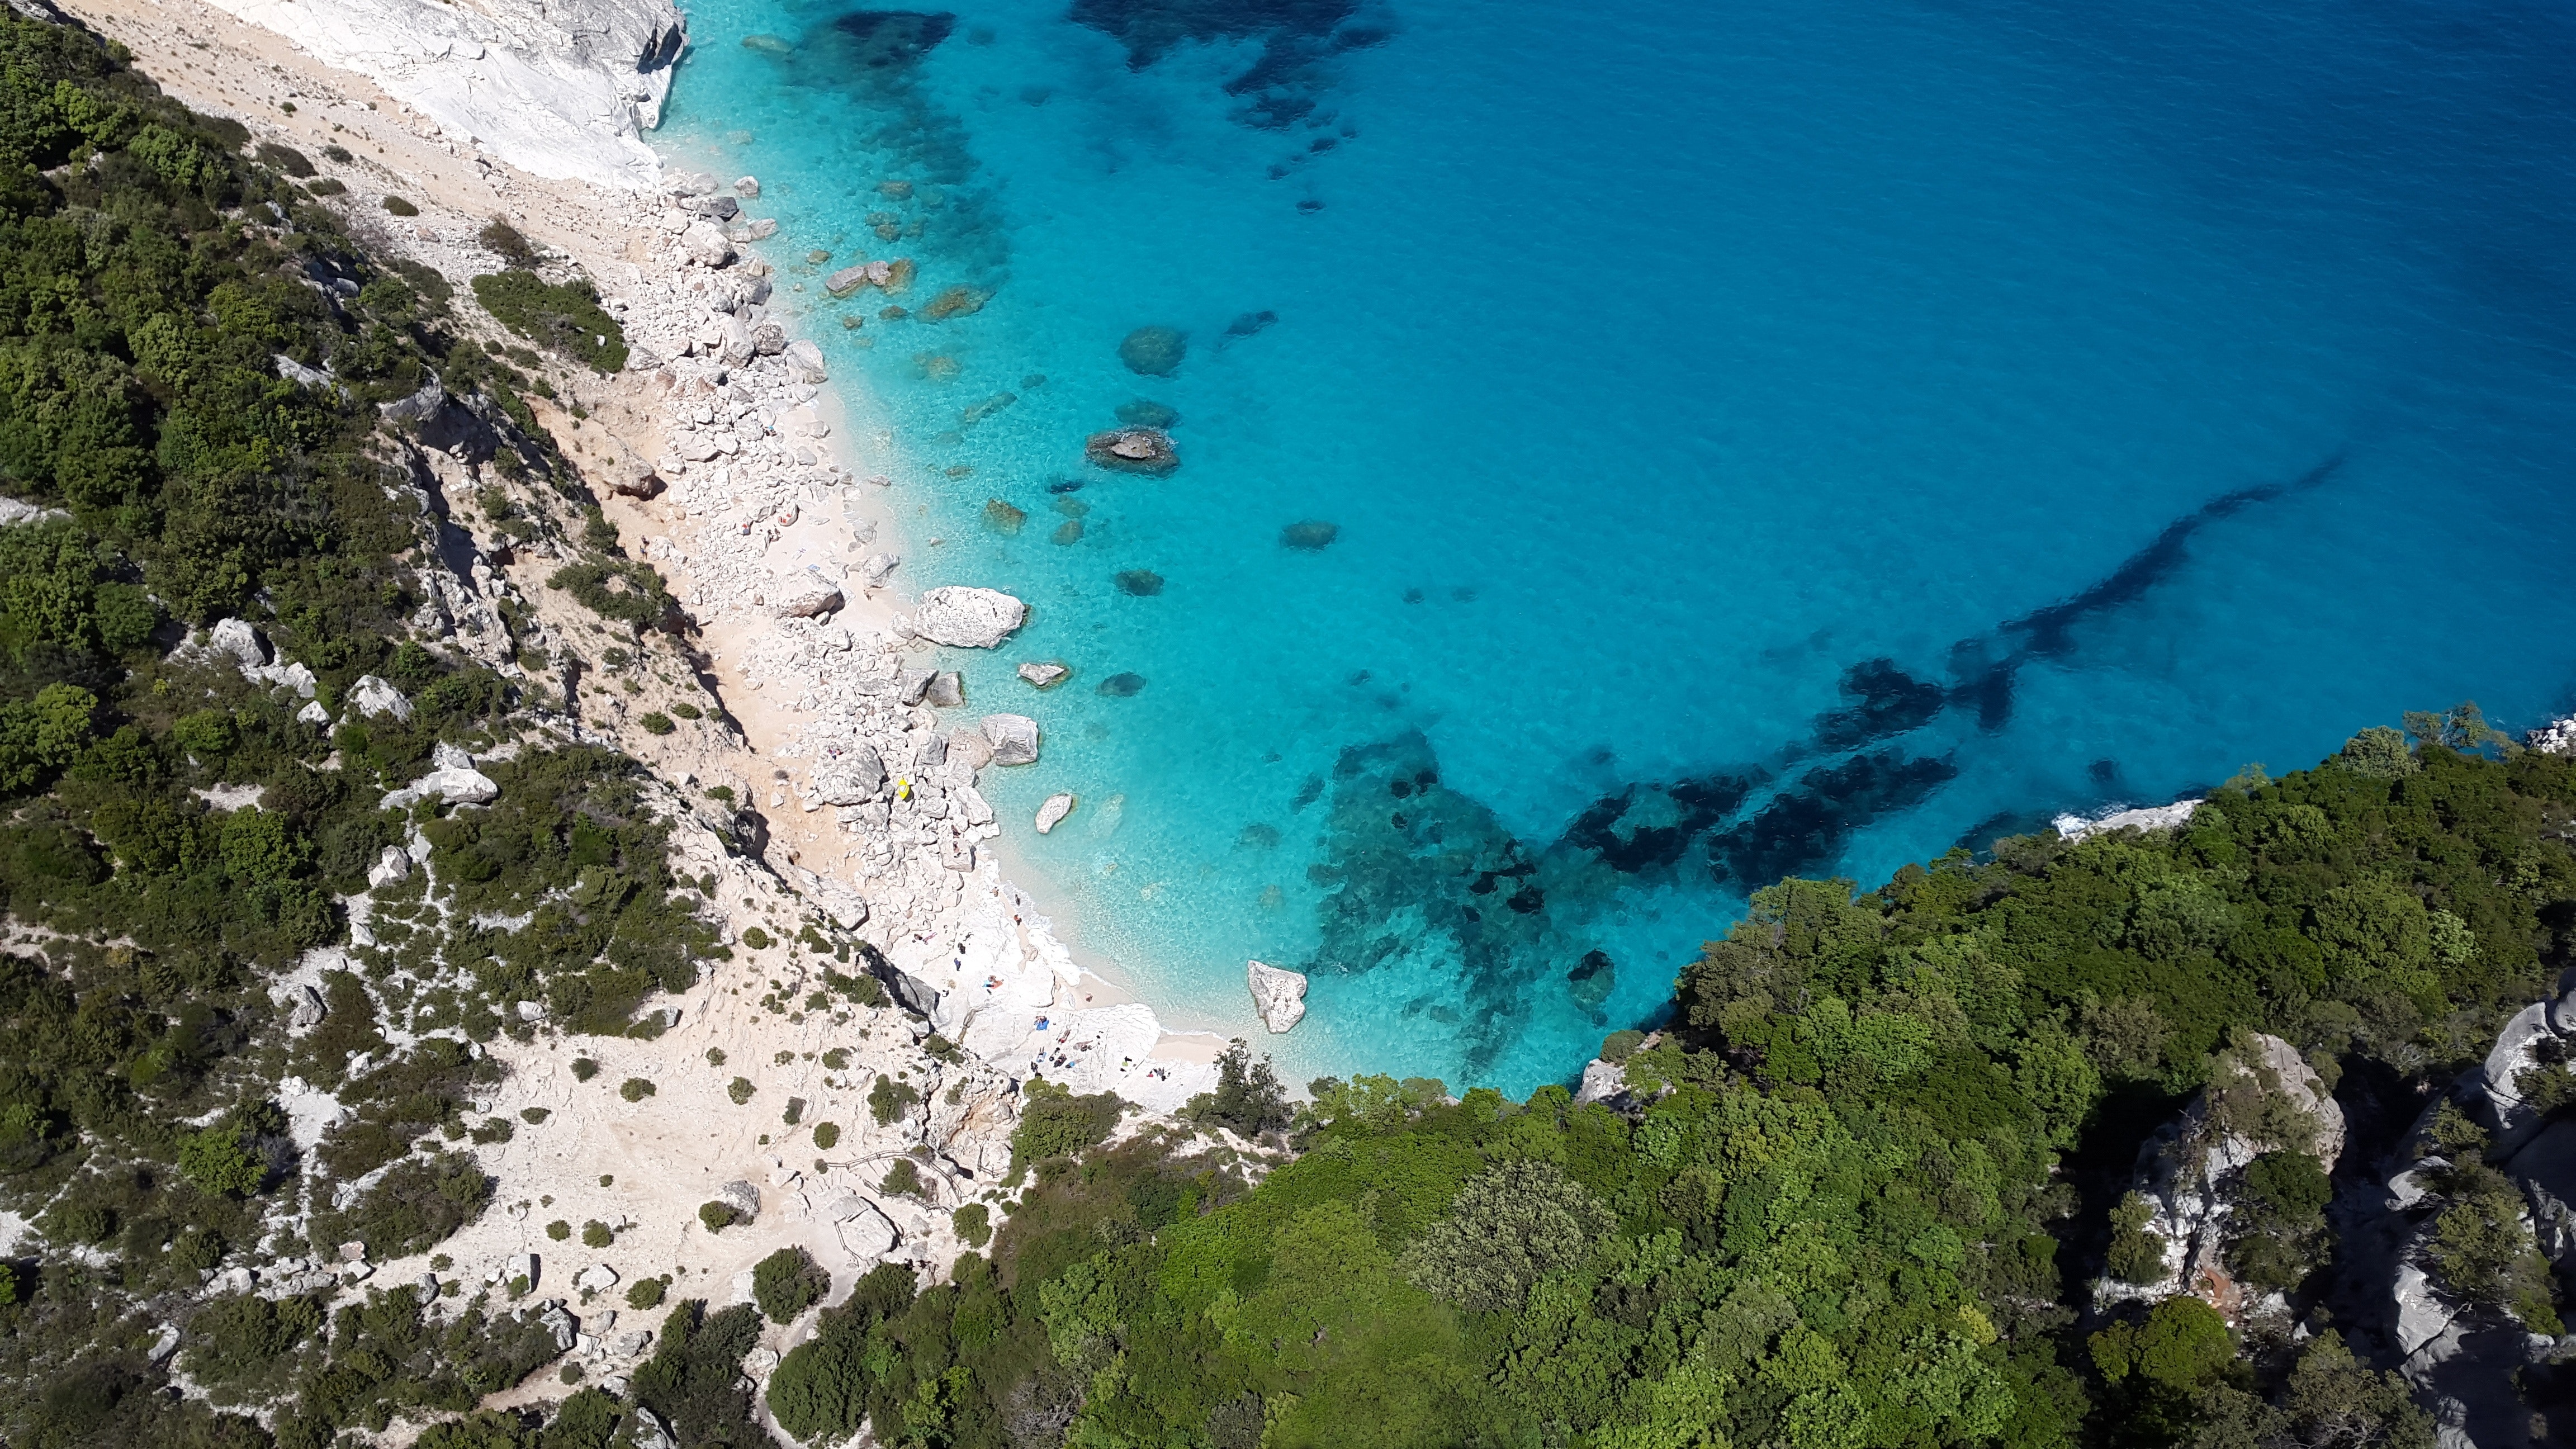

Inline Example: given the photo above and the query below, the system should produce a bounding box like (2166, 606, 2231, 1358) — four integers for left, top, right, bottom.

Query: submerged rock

(1052, 519, 1085, 546)
(1114, 570, 1164, 597)
(1017, 661, 1070, 689)
(1115, 399, 1179, 429)
(1086, 428, 1179, 475)
(1248, 960, 1308, 1033)
(1280, 520, 1339, 551)
(921, 285, 992, 321)
(825, 264, 873, 297)
(1118, 324, 1186, 377)
(1035, 793, 1076, 834)
(983, 499, 1027, 534)
(912, 586, 1027, 647)
(1096, 672, 1147, 698)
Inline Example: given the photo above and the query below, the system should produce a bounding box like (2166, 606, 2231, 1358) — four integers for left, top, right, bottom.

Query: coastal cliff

(198, 0, 683, 188)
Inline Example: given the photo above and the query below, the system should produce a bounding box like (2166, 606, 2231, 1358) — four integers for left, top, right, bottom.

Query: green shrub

(571, 1058, 600, 1082)
(621, 1077, 655, 1102)
(879, 1157, 924, 1199)
(698, 1201, 738, 1233)
(869, 1073, 919, 1126)
(740, 926, 771, 950)
(751, 1246, 829, 1323)
(521, 1106, 551, 1124)
(478, 217, 538, 267)
(1402, 1159, 1613, 1313)
(727, 1076, 754, 1105)
(952, 1202, 990, 1248)
(547, 1219, 571, 1241)
(1007, 1079, 1122, 1177)
(581, 1220, 612, 1249)
(383, 194, 418, 215)
(626, 1275, 670, 1309)
(471, 270, 629, 373)
(639, 712, 675, 736)
(812, 1121, 839, 1150)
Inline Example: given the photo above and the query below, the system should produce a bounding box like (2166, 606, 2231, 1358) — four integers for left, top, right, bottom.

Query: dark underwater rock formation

(1097, 672, 1148, 697)
(1114, 570, 1164, 596)
(1279, 519, 1338, 550)
(1116, 399, 1179, 429)
(1117, 325, 1186, 376)
(1087, 428, 1179, 475)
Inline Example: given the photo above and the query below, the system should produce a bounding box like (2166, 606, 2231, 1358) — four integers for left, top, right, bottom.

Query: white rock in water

(348, 674, 412, 722)
(825, 265, 872, 297)
(733, 174, 761, 197)
(1035, 793, 1075, 834)
(913, 586, 1027, 648)
(860, 553, 901, 586)
(1016, 660, 1069, 689)
(681, 218, 736, 267)
(1248, 959, 1308, 1033)
(981, 714, 1040, 766)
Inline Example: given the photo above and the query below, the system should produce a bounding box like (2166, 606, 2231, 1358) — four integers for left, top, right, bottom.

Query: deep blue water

(655, 0, 2576, 1095)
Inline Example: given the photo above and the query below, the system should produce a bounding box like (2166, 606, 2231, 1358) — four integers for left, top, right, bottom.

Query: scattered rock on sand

(1086, 428, 1178, 476)
(946, 728, 995, 770)
(1096, 672, 1147, 698)
(913, 586, 1027, 647)
(814, 746, 886, 804)
(679, 219, 735, 267)
(983, 499, 1026, 534)
(924, 671, 964, 709)
(1118, 324, 1186, 376)
(773, 574, 845, 619)
(982, 713, 1041, 766)
(1017, 661, 1070, 689)
(1035, 793, 1076, 834)
(1280, 519, 1339, 551)
(1115, 570, 1164, 596)
(1248, 960, 1308, 1033)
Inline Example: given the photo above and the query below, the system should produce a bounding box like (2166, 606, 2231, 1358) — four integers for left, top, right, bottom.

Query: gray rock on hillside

(913, 586, 1028, 648)
(813, 746, 886, 805)
(717, 1180, 760, 1223)
(348, 674, 411, 722)
(981, 714, 1040, 766)
(773, 573, 844, 619)
(1248, 959, 1308, 1033)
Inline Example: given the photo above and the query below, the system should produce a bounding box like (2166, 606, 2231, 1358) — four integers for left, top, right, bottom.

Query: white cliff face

(202, 0, 684, 189)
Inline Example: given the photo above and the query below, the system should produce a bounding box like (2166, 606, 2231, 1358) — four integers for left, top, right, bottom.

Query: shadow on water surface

(1292, 456, 2344, 1081)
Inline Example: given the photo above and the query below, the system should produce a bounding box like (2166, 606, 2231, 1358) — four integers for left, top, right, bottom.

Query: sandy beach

(55, 0, 1243, 1414)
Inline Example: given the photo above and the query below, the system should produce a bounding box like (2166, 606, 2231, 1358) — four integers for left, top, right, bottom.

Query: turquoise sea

(654, 0, 2576, 1095)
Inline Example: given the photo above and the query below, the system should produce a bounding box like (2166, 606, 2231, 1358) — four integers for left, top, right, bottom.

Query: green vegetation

(868, 1072, 919, 1126)
(620, 1077, 656, 1102)
(698, 1200, 740, 1233)
(625, 1275, 670, 1310)
(580, 1219, 612, 1249)
(469, 270, 627, 374)
(752, 1246, 830, 1324)
(812, 1120, 840, 1150)
(743, 724, 2576, 1449)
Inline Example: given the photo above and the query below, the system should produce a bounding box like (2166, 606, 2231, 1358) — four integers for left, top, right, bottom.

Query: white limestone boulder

(981, 714, 1040, 767)
(1248, 960, 1307, 1034)
(913, 586, 1027, 648)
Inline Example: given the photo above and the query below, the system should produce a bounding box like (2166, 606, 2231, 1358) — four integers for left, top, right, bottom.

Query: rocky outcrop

(201, 0, 686, 190)
(981, 714, 1040, 768)
(1118, 325, 1185, 376)
(2054, 797, 2203, 842)
(2098, 1033, 2342, 1318)
(911, 586, 1027, 648)
(1247, 959, 1307, 1034)
(347, 674, 412, 722)
(1086, 427, 1179, 476)
(1034, 793, 1074, 835)
(1017, 660, 1069, 690)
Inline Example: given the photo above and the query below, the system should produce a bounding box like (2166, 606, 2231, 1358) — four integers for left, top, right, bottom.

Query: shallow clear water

(655, 0, 2576, 1095)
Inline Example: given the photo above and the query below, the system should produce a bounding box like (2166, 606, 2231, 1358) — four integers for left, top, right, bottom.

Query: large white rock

(203, 618, 269, 671)
(347, 674, 413, 722)
(785, 339, 827, 383)
(382, 766, 500, 810)
(913, 587, 1028, 648)
(574, 1263, 619, 1292)
(772, 574, 844, 619)
(812, 747, 885, 805)
(681, 219, 737, 268)
(367, 845, 413, 889)
(981, 714, 1040, 767)
(833, 1197, 900, 1266)
(1248, 960, 1307, 1034)
(1035, 793, 1075, 834)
